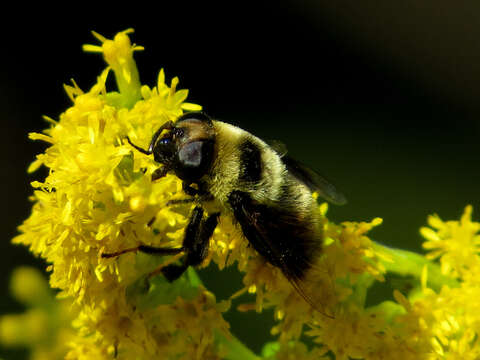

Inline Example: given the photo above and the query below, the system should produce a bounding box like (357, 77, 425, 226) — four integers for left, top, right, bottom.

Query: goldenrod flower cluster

(2, 30, 479, 360)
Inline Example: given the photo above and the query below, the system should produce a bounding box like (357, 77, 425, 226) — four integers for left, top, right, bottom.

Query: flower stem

(372, 241, 459, 291)
(215, 330, 261, 360)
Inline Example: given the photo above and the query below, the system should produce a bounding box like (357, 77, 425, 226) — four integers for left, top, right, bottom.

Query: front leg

(182, 181, 202, 196)
(151, 166, 170, 181)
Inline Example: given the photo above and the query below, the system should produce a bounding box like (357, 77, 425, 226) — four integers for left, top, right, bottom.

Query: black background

(1, 2, 479, 357)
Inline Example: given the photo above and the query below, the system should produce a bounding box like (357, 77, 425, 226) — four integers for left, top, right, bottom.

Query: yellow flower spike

(14, 28, 202, 346)
(421, 205, 480, 279)
(84, 30, 142, 108)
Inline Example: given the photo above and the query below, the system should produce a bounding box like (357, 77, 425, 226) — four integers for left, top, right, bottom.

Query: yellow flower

(422, 205, 480, 280)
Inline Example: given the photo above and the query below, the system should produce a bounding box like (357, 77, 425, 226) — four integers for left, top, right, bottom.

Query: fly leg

(101, 206, 219, 282)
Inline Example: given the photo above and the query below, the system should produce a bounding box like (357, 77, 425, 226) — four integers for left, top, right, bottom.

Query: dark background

(1, 2, 479, 358)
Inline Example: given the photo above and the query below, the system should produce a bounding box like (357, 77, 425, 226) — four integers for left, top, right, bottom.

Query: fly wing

(265, 139, 288, 158)
(228, 190, 325, 312)
(282, 156, 347, 205)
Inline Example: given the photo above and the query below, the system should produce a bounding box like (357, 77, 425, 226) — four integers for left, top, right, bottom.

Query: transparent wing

(265, 139, 288, 157)
(282, 156, 347, 205)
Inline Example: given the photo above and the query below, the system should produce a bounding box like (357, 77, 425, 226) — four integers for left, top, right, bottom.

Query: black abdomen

(228, 190, 320, 280)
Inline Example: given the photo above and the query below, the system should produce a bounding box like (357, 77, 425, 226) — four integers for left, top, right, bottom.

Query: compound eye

(178, 141, 204, 167)
(152, 136, 175, 164)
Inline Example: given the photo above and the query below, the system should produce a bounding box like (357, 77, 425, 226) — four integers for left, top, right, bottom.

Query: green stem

(100, 32, 142, 109)
(216, 330, 261, 360)
(110, 58, 141, 108)
(372, 242, 459, 291)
